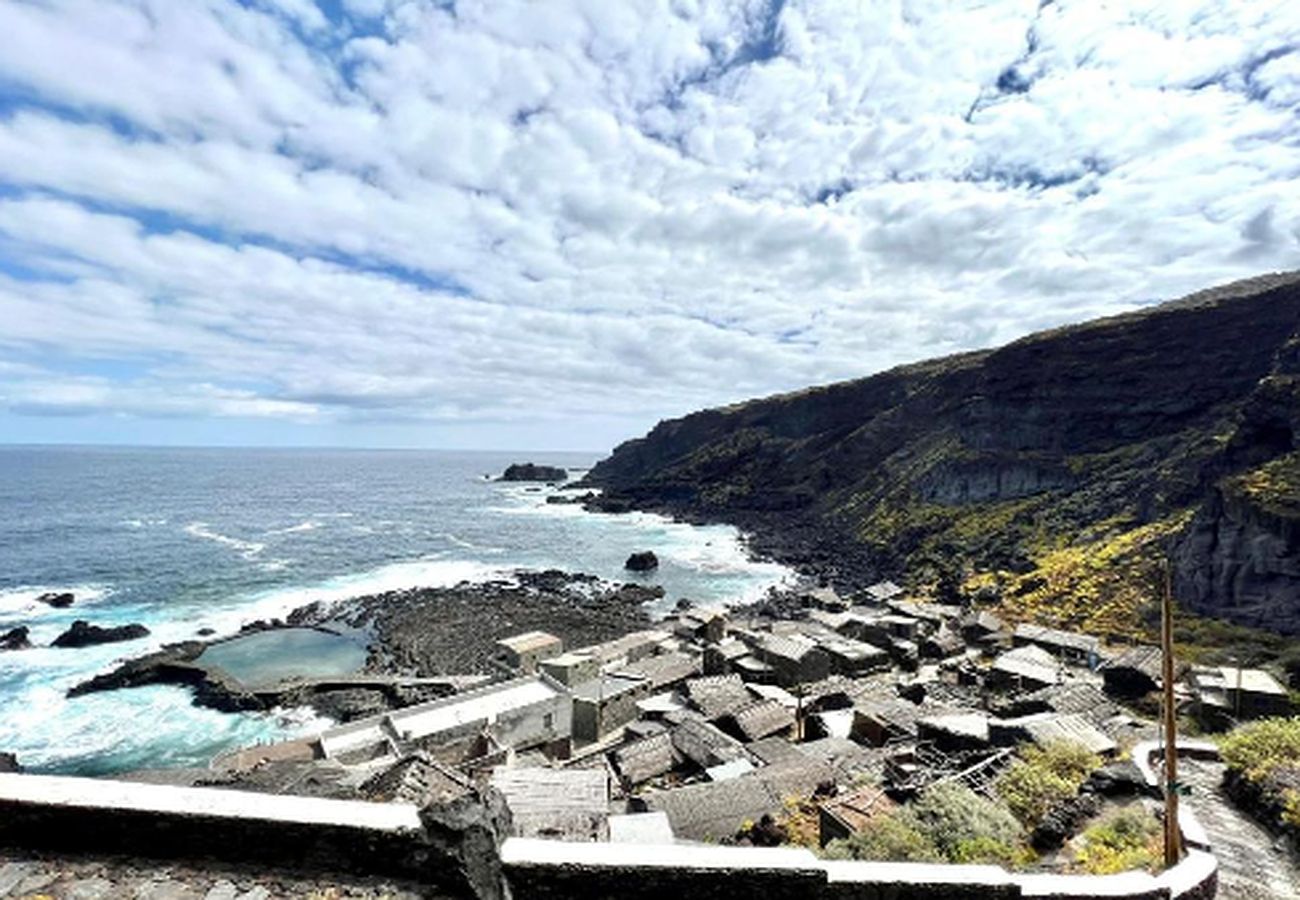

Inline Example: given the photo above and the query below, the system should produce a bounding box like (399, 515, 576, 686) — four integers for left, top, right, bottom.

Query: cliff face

(587, 272, 1300, 635)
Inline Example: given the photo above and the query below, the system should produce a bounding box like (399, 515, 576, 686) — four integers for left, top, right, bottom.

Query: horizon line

(0, 440, 611, 455)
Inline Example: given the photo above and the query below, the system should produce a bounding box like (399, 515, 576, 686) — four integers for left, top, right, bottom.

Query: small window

(543, 713, 554, 730)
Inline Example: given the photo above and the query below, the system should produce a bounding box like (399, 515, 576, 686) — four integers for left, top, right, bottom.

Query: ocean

(0, 445, 792, 775)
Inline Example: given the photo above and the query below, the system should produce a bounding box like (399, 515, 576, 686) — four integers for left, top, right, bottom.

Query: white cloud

(0, 0, 1297, 445)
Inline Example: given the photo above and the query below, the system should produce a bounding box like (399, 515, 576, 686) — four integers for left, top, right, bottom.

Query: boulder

(36, 591, 75, 608)
(625, 551, 659, 572)
(0, 752, 21, 773)
(1084, 760, 1148, 797)
(1031, 793, 1102, 850)
(498, 463, 567, 483)
(51, 620, 151, 649)
(1, 626, 31, 651)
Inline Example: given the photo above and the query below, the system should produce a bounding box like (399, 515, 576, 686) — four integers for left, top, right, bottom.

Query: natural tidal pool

(198, 628, 368, 686)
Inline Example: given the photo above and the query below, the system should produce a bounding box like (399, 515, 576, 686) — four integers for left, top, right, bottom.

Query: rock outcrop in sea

(51, 620, 151, 648)
(498, 463, 567, 482)
(0, 627, 30, 652)
(583, 271, 1300, 635)
(624, 551, 659, 571)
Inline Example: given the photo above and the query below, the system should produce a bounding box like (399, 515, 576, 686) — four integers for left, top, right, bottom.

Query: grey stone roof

(727, 699, 796, 742)
(614, 651, 702, 689)
(670, 718, 750, 769)
(684, 674, 754, 719)
(1013, 623, 1101, 654)
(611, 732, 680, 786)
(490, 767, 610, 841)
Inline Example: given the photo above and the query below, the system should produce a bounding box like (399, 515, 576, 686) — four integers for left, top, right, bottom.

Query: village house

(572, 674, 654, 744)
(640, 757, 834, 841)
(803, 585, 848, 612)
(610, 731, 680, 789)
(702, 637, 749, 675)
(669, 717, 751, 770)
(495, 631, 564, 674)
(613, 650, 702, 691)
(989, 712, 1117, 756)
(683, 674, 754, 720)
(1100, 645, 1166, 698)
(863, 580, 904, 605)
(919, 626, 966, 661)
(959, 610, 1006, 644)
(672, 611, 727, 645)
(491, 767, 611, 841)
(538, 652, 600, 687)
(733, 654, 779, 683)
(812, 632, 892, 676)
(1012, 623, 1101, 667)
(988, 644, 1062, 691)
(741, 632, 831, 687)
(719, 698, 797, 743)
(319, 673, 573, 766)
(576, 629, 672, 669)
(818, 784, 893, 847)
(1188, 665, 1292, 721)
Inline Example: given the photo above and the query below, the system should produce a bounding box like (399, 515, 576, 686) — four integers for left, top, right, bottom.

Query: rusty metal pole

(1162, 560, 1183, 867)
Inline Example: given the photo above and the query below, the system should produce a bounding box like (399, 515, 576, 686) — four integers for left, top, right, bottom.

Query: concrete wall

(0, 768, 1218, 900)
(0, 774, 424, 877)
(500, 839, 1218, 900)
(491, 692, 572, 751)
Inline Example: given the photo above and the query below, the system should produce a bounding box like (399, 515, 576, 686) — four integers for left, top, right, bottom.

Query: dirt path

(1180, 759, 1300, 900)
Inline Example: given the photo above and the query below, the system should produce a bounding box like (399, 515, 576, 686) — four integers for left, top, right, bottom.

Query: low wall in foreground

(0, 766, 1218, 900)
(0, 773, 426, 875)
(500, 839, 1217, 900)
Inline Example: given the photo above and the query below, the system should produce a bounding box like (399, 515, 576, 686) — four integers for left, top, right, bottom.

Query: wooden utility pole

(1161, 560, 1183, 867)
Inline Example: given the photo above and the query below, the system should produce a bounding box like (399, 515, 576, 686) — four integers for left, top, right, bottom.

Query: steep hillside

(586, 272, 1300, 637)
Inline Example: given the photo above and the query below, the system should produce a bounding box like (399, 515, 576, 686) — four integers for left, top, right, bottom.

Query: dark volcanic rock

(0, 752, 20, 773)
(498, 462, 567, 482)
(624, 550, 659, 572)
(1031, 793, 1103, 851)
(584, 271, 1300, 633)
(67, 640, 267, 714)
(1, 626, 31, 652)
(70, 570, 656, 718)
(1085, 760, 1147, 797)
(51, 620, 150, 648)
(546, 491, 596, 505)
(36, 591, 75, 608)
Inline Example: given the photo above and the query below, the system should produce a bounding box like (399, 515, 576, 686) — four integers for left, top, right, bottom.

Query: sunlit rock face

(588, 272, 1300, 634)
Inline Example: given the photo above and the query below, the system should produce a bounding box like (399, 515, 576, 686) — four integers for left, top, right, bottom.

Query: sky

(0, 1, 1298, 452)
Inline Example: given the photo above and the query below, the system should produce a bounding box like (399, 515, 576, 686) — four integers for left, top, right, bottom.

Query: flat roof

(388, 675, 566, 741)
(497, 631, 563, 653)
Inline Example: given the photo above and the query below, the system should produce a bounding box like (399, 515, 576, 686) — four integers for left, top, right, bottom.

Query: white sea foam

(120, 517, 168, 529)
(183, 522, 266, 559)
(0, 682, 328, 773)
(170, 557, 508, 643)
(433, 531, 505, 554)
(0, 584, 113, 620)
(264, 520, 320, 536)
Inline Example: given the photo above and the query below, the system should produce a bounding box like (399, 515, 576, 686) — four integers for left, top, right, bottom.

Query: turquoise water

(0, 446, 793, 773)
(197, 629, 368, 687)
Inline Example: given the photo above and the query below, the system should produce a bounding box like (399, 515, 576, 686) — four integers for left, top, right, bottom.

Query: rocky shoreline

(67, 570, 662, 722)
